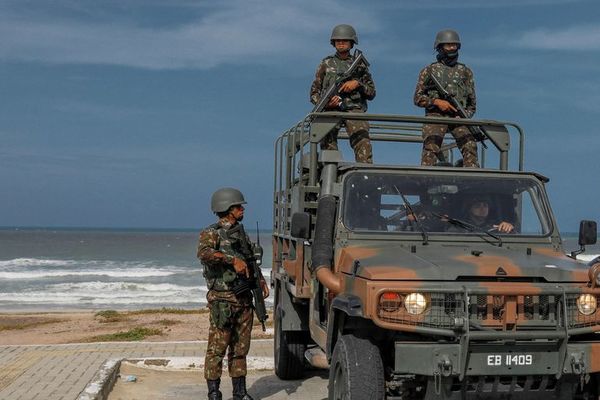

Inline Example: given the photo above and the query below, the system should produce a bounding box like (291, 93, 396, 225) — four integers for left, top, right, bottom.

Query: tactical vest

(427, 62, 470, 110)
(321, 55, 365, 111)
(203, 222, 248, 292)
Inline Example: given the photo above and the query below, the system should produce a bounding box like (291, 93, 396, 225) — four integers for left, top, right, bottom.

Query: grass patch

(155, 319, 180, 327)
(85, 327, 163, 342)
(0, 318, 64, 332)
(264, 313, 274, 328)
(128, 307, 208, 315)
(254, 313, 274, 329)
(94, 310, 128, 323)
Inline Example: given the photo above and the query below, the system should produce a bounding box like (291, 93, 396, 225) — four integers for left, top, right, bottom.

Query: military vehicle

(271, 112, 600, 399)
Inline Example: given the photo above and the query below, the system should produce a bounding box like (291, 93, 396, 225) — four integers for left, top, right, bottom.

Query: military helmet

(330, 24, 358, 45)
(434, 29, 461, 50)
(210, 187, 246, 213)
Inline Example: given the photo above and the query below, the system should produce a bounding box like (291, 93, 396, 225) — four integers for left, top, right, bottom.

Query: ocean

(0, 228, 273, 312)
(0, 228, 598, 312)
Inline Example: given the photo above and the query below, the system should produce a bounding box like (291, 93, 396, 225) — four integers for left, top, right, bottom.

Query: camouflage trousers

(205, 290, 254, 380)
(321, 109, 373, 163)
(421, 113, 479, 167)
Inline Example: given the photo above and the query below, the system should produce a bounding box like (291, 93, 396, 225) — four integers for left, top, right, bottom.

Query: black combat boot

(232, 376, 254, 400)
(207, 378, 222, 400)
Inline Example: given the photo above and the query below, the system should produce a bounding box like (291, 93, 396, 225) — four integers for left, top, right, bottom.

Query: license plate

(487, 354, 533, 367)
(467, 344, 559, 375)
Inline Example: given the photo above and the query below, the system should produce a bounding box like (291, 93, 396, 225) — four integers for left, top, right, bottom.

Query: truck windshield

(343, 172, 551, 236)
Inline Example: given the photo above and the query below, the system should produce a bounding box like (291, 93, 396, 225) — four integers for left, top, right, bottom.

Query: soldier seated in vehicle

(346, 191, 388, 231)
(451, 195, 515, 233)
(388, 185, 459, 232)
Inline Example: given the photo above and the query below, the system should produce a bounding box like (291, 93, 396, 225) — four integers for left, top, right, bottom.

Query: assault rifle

(311, 49, 370, 113)
(229, 223, 268, 332)
(429, 73, 488, 148)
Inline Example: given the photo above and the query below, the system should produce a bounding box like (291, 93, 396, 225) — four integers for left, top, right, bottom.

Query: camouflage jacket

(310, 52, 376, 112)
(197, 218, 253, 292)
(413, 61, 476, 118)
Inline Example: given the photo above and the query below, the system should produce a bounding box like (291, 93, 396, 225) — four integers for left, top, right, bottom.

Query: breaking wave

(0, 281, 207, 306)
(0, 258, 188, 279)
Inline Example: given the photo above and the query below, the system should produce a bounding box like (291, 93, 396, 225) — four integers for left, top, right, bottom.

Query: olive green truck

(271, 112, 600, 399)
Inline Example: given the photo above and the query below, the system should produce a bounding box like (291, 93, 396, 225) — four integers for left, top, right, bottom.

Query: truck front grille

(377, 292, 600, 330)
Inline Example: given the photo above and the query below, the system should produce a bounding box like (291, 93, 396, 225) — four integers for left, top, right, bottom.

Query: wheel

(580, 372, 600, 400)
(328, 334, 385, 400)
(273, 284, 307, 380)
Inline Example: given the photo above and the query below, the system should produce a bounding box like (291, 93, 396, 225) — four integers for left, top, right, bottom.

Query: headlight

(404, 293, 428, 315)
(379, 292, 402, 312)
(577, 294, 597, 316)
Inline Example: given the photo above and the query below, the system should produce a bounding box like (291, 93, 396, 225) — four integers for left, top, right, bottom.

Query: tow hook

(434, 356, 453, 395)
(570, 352, 588, 389)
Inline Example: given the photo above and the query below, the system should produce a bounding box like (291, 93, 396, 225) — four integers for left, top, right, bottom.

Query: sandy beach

(0, 308, 274, 345)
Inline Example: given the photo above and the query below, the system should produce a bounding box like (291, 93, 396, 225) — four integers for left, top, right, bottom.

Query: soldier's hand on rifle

(260, 279, 269, 299)
(326, 95, 342, 110)
(233, 257, 250, 278)
(339, 80, 360, 93)
(433, 99, 457, 113)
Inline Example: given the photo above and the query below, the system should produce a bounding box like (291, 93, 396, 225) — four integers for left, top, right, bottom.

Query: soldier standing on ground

(197, 188, 269, 400)
(414, 29, 479, 167)
(310, 24, 376, 163)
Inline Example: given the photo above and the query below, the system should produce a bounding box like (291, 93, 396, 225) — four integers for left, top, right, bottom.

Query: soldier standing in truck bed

(197, 188, 269, 400)
(310, 24, 376, 163)
(414, 29, 479, 167)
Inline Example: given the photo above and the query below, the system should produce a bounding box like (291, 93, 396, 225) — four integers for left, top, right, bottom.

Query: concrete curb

(77, 356, 275, 399)
(124, 356, 274, 371)
(77, 358, 121, 400)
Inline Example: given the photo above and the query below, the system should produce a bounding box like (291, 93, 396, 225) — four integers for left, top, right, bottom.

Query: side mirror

(571, 220, 598, 258)
(579, 220, 597, 246)
(291, 212, 311, 239)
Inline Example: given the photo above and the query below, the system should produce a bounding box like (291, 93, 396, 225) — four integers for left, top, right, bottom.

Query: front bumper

(394, 341, 599, 376)
(394, 341, 597, 399)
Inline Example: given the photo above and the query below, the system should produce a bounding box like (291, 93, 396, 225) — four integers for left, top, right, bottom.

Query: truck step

(304, 347, 329, 369)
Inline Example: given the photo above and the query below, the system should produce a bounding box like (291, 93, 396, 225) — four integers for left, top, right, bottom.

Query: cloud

(0, 150, 171, 175)
(513, 25, 600, 51)
(377, 0, 584, 9)
(0, 1, 379, 70)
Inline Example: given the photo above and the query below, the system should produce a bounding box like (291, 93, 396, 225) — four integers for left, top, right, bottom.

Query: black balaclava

(436, 47, 459, 67)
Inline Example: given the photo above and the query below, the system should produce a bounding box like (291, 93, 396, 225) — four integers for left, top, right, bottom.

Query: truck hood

(336, 243, 590, 282)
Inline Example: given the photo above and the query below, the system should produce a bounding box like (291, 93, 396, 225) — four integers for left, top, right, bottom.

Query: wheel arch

(326, 294, 365, 359)
(275, 279, 309, 332)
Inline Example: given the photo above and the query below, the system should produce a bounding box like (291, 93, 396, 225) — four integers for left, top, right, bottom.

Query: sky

(0, 0, 599, 233)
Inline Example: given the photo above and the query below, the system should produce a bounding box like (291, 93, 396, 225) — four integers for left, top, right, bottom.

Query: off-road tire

(273, 285, 306, 380)
(328, 334, 385, 400)
(580, 372, 600, 400)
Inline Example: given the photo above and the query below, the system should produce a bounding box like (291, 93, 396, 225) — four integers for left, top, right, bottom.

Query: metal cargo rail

(273, 112, 525, 237)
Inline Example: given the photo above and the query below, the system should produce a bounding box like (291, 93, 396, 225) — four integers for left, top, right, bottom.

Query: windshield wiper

(393, 185, 429, 245)
(431, 212, 503, 247)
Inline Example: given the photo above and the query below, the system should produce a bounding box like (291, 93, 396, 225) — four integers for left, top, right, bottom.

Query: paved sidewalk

(0, 339, 281, 400)
(109, 362, 328, 400)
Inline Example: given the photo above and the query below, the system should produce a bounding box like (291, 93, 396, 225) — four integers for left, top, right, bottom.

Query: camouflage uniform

(310, 53, 376, 163)
(197, 217, 255, 380)
(414, 62, 479, 167)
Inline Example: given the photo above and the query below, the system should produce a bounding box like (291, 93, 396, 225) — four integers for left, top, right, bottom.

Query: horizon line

(0, 225, 274, 233)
